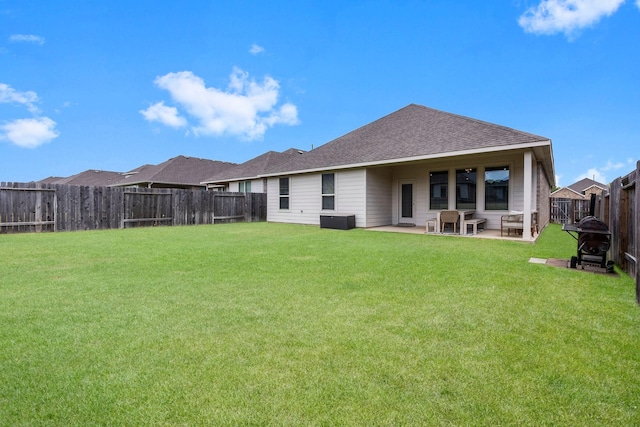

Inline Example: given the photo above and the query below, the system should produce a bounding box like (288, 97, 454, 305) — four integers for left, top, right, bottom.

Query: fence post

(635, 161, 640, 305)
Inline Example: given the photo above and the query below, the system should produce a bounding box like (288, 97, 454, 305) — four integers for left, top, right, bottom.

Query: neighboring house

(202, 148, 305, 192)
(110, 155, 236, 189)
(550, 178, 607, 224)
(259, 104, 555, 240)
(39, 170, 124, 186)
(550, 178, 607, 200)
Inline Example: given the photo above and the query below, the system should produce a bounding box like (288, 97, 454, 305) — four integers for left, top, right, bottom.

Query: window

(238, 181, 251, 193)
(485, 166, 509, 210)
(456, 168, 476, 209)
(429, 171, 448, 210)
(279, 177, 290, 210)
(322, 173, 335, 210)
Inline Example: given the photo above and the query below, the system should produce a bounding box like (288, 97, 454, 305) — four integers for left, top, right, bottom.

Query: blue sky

(1, 0, 639, 186)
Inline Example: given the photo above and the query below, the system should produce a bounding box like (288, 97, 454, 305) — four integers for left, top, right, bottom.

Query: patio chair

(501, 213, 523, 236)
(440, 210, 459, 233)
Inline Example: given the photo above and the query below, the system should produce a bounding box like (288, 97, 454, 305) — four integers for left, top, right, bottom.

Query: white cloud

(518, 0, 625, 36)
(249, 44, 265, 54)
(147, 67, 299, 140)
(574, 159, 629, 184)
(0, 83, 40, 113)
(140, 101, 187, 128)
(9, 34, 45, 45)
(0, 117, 59, 148)
(637, 0, 640, 8)
(576, 167, 608, 183)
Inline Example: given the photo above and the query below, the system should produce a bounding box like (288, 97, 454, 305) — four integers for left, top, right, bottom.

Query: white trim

(398, 179, 416, 223)
(523, 151, 532, 240)
(320, 172, 337, 212)
(259, 140, 552, 178)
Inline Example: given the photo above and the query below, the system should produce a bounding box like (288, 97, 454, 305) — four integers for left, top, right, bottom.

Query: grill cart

(563, 216, 614, 273)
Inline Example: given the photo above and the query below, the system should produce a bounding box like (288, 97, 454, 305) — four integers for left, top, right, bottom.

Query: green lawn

(1, 223, 638, 426)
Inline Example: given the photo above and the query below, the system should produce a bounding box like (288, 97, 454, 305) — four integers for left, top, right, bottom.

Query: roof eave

(259, 139, 552, 178)
(201, 175, 260, 185)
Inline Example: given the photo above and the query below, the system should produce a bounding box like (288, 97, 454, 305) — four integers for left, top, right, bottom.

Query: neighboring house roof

(40, 170, 124, 186)
(260, 104, 554, 184)
(111, 155, 236, 187)
(38, 176, 65, 184)
(550, 186, 585, 199)
(567, 178, 607, 194)
(202, 148, 305, 184)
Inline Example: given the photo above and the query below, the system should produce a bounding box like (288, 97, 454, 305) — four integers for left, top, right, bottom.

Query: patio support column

(523, 151, 533, 240)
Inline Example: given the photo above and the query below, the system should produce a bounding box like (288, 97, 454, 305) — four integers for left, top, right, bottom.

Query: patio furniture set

(425, 211, 538, 237)
(426, 210, 486, 235)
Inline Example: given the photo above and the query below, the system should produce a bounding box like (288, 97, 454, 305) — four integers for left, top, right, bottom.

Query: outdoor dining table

(435, 210, 475, 235)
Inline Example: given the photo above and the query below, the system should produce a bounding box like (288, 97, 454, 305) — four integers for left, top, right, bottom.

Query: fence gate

(0, 186, 56, 233)
(551, 199, 570, 224)
(551, 198, 591, 224)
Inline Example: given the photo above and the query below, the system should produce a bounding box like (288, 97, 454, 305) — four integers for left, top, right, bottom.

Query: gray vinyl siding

(250, 178, 265, 193)
(390, 164, 429, 226)
(365, 167, 392, 227)
(335, 169, 366, 227)
(266, 149, 539, 232)
(228, 179, 264, 193)
(267, 170, 366, 227)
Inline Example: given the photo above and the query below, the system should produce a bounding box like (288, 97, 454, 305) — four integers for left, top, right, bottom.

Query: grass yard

(0, 222, 639, 426)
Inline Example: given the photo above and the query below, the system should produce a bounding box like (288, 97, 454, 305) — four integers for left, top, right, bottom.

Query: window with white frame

(321, 173, 335, 210)
(238, 181, 252, 193)
(279, 177, 290, 210)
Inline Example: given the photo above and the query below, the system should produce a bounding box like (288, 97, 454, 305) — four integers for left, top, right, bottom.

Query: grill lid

(577, 216, 608, 232)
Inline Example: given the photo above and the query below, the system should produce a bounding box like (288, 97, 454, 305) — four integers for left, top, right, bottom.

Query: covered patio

(366, 224, 540, 242)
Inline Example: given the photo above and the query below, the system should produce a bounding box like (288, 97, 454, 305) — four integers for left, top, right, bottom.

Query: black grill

(563, 215, 613, 272)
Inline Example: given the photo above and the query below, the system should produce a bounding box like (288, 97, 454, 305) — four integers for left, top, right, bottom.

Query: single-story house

(201, 148, 305, 192)
(550, 178, 607, 200)
(253, 104, 554, 240)
(110, 155, 236, 189)
(549, 178, 607, 224)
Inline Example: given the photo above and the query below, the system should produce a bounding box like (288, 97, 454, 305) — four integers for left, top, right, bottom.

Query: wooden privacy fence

(604, 161, 640, 304)
(0, 182, 266, 234)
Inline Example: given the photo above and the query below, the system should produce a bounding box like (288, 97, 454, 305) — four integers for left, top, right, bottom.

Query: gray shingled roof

(111, 155, 236, 187)
(41, 170, 124, 186)
(264, 104, 552, 176)
(567, 178, 607, 193)
(202, 148, 305, 183)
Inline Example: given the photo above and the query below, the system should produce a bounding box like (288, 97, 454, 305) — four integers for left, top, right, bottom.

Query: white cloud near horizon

(141, 67, 299, 140)
(0, 117, 59, 148)
(249, 44, 265, 54)
(518, 0, 626, 37)
(574, 159, 632, 184)
(9, 34, 45, 45)
(0, 83, 40, 113)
